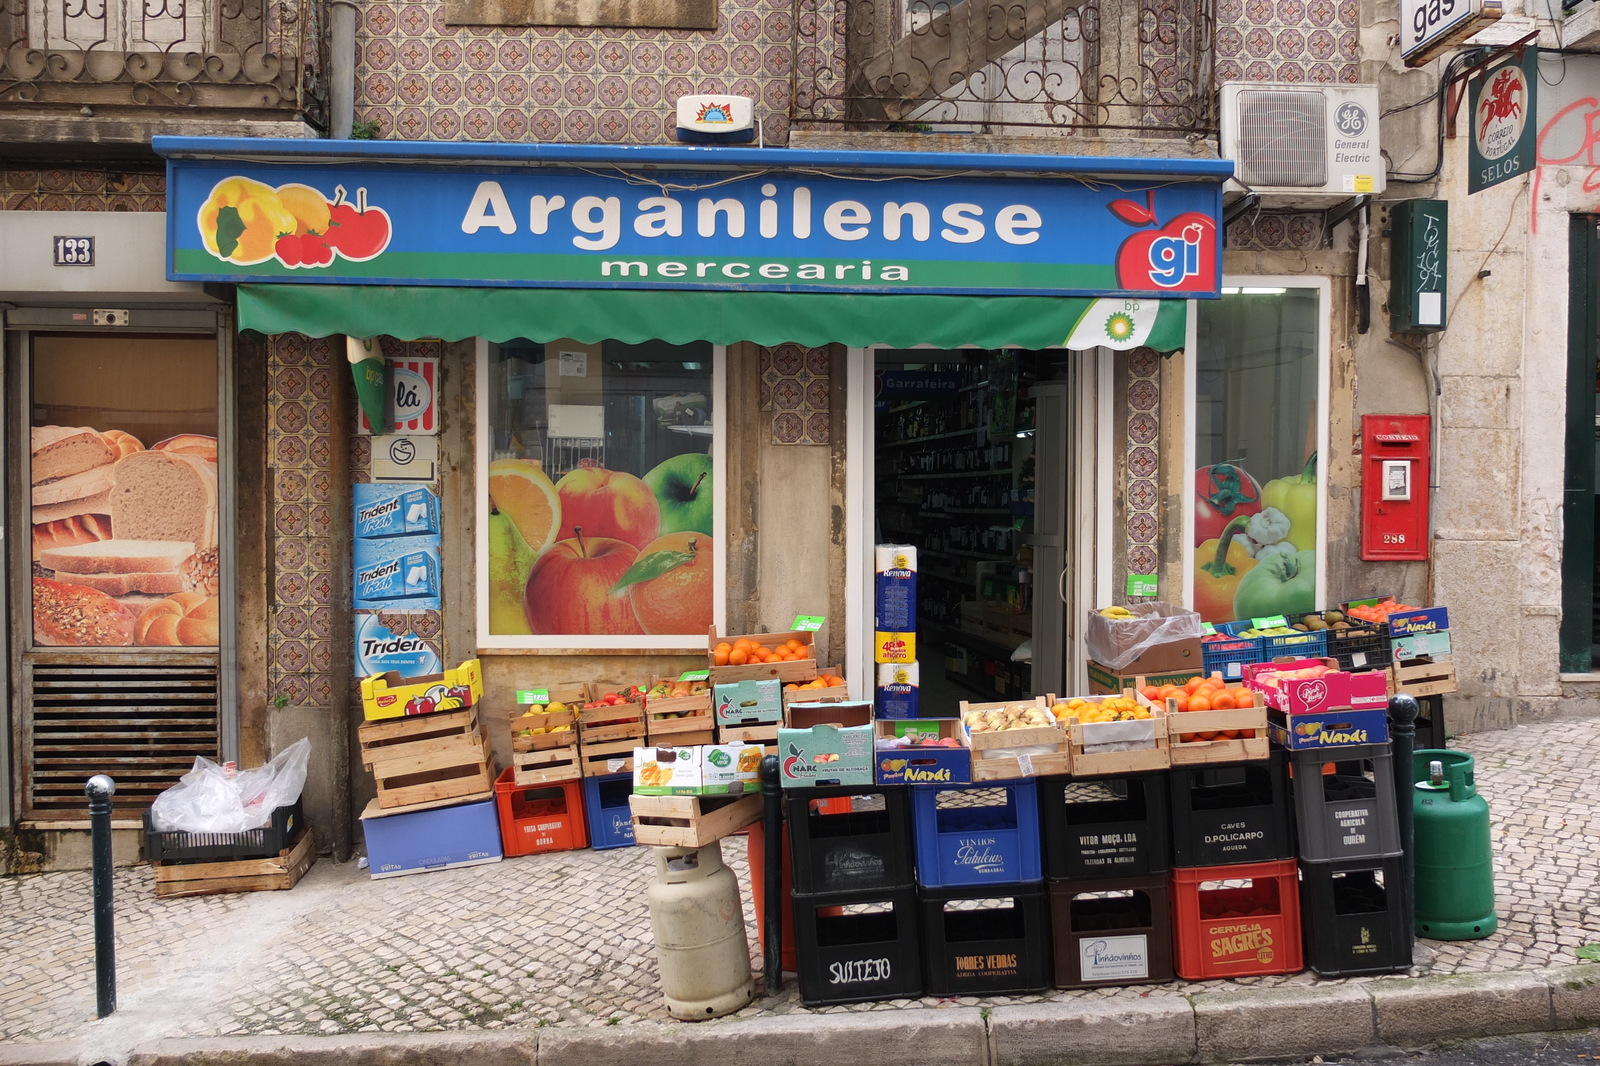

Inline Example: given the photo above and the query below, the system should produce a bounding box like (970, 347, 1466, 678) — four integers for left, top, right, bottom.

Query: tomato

(1195, 463, 1264, 546)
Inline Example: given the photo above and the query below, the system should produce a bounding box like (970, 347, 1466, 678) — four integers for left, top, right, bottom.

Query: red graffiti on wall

(1532, 95, 1600, 231)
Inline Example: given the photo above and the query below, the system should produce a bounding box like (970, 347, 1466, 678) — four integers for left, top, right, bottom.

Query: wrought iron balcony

(0, 0, 327, 129)
(792, 0, 1217, 137)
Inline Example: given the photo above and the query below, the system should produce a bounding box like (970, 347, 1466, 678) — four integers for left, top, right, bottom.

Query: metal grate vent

(25, 654, 220, 819)
(1234, 89, 1329, 189)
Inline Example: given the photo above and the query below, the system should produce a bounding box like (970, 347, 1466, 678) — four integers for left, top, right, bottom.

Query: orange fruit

(625, 532, 713, 635)
(729, 648, 749, 665)
(713, 642, 732, 666)
(786, 638, 804, 652)
(488, 459, 561, 555)
(1210, 691, 1236, 710)
(1234, 689, 1255, 707)
(1188, 696, 1211, 712)
(1184, 676, 1205, 694)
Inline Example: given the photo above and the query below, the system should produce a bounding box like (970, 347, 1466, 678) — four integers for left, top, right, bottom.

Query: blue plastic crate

(911, 780, 1042, 888)
(582, 773, 636, 850)
(1259, 629, 1327, 661)
(1201, 635, 1263, 681)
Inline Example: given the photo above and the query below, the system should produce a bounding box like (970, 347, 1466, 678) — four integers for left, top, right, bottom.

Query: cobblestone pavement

(1, 715, 1596, 1050)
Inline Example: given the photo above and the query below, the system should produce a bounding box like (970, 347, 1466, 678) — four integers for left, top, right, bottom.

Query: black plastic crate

(143, 799, 305, 863)
(1299, 855, 1412, 977)
(1038, 772, 1170, 881)
(1047, 873, 1174, 988)
(1289, 744, 1401, 862)
(1169, 749, 1294, 867)
(919, 882, 1050, 996)
(1324, 622, 1393, 673)
(793, 885, 922, 1006)
(785, 785, 913, 895)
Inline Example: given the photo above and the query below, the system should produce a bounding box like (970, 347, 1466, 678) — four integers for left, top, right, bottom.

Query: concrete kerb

(987, 996, 1196, 1066)
(1191, 982, 1377, 1062)
(1369, 969, 1554, 1048)
(1546, 963, 1600, 1030)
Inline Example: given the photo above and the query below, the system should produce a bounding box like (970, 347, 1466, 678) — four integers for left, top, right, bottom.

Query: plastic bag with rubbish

(148, 737, 311, 834)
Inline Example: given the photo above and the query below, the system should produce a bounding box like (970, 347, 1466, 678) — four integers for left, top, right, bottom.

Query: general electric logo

(1335, 102, 1368, 138)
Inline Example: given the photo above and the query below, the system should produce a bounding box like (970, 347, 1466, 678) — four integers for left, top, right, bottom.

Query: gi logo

(1109, 190, 1217, 293)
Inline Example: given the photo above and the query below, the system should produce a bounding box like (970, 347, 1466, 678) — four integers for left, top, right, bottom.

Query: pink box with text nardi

(1242, 658, 1389, 717)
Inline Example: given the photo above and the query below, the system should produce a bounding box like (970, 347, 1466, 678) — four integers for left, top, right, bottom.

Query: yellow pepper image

(197, 177, 298, 265)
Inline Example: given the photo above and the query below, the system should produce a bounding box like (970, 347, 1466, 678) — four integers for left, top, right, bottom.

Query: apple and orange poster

(488, 453, 712, 637)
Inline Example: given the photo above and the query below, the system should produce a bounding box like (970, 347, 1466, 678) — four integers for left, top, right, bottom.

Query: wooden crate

(152, 826, 315, 898)
(508, 686, 584, 786)
(579, 736, 639, 777)
(706, 625, 818, 684)
(644, 677, 714, 744)
(782, 664, 848, 707)
(578, 698, 647, 746)
(959, 697, 1071, 781)
(513, 744, 582, 786)
(1163, 698, 1270, 766)
(1390, 658, 1458, 697)
(361, 711, 494, 809)
(629, 792, 762, 847)
(717, 721, 779, 749)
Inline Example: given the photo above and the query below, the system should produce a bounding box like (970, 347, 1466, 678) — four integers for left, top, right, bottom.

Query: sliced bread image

(39, 538, 197, 575)
(108, 449, 218, 550)
(33, 577, 138, 646)
(32, 489, 112, 525)
(30, 426, 113, 485)
(31, 514, 113, 560)
(48, 569, 187, 597)
(31, 464, 115, 507)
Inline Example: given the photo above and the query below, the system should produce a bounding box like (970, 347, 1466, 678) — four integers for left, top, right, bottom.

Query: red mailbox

(1361, 414, 1430, 561)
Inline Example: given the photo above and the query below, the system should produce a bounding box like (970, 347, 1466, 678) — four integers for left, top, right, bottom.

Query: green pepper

(1194, 515, 1256, 623)
(1261, 453, 1318, 553)
(1233, 549, 1317, 620)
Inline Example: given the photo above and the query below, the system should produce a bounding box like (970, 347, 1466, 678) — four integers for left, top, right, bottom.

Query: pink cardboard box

(1242, 658, 1389, 716)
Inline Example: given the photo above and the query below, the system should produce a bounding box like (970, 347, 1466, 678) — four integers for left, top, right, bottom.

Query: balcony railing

(792, 0, 1216, 137)
(0, 0, 327, 125)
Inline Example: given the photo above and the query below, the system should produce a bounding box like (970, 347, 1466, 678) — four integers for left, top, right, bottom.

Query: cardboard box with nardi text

(874, 720, 970, 785)
(632, 743, 765, 795)
(778, 701, 874, 788)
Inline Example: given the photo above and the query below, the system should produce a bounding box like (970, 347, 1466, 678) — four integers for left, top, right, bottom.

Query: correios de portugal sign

(1469, 52, 1535, 194)
(167, 158, 1222, 298)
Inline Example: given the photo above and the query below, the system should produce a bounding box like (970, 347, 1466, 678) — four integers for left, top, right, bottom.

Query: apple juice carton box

(876, 660, 920, 720)
(714, 678, 783, 725)
(353, 538, 441, 608)
(354, 484, 441, 539)
(874, 544, 918, 632)
(778, 701, 874, 788)
(633, 743, 763, 795)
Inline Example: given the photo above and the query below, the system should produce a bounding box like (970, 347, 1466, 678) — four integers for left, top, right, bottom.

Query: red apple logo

(323, 185, 393, 262)
(1109, 192, 1218, 293)
(555, 462, 661, 551)
(522, 526, 643, 635)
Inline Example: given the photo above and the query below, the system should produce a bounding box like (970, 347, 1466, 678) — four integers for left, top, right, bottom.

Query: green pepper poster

(1193, 453, 1318, 624)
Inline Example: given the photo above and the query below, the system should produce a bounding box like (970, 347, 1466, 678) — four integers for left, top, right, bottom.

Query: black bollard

(86, 774, 117, 1018)
(759, 754, 781, 995)
(1387, 693, 1420, 939)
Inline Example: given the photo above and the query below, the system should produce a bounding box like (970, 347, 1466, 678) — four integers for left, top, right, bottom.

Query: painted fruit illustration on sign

(522, 526, 644, 636)
(642, 452, 713, 536)
(612, 531, 714, 635)
(555, 462, 661, 550)
(198, 178, 392, 268)
(1107, 191, 1217, 293)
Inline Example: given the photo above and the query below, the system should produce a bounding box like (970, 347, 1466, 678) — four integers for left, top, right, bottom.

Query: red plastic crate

(1171, 859, 1303, 980)
(494, 768, 588, 856)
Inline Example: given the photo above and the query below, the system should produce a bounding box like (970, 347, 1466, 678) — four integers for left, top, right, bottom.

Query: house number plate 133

(53, 236, 95, 265)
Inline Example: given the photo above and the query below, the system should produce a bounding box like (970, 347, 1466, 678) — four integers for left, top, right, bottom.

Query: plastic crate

(1201, 634, 1264, 681)
(785, 785, 914, 894)
(912, 781, 1042, 889)
(1171, 859, 1304, 979)
(1037, 772, 1170, 881)
(1323, 622, 1393, 673)
(793, 886, 922, 1006)
(1047, 873, 1174, 988)
(1169, 748, 1295, 868)
(1299, 855, 1412, 977)
(494, 768, 587, 857)
(1288, 744, 1401, 863)
(920, 882, 1051, 996)
(1257, 629, 1327, 661)
(581, 773, 636, 850)
(143, 798, 304, 863)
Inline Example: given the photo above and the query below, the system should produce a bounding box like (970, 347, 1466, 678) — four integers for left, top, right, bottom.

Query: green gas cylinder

(1411, 749, 1497, 940)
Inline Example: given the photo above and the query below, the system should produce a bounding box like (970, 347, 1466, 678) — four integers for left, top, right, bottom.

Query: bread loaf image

(30, 426, 113, 484)
(135, 593, 220, 646)
(107, 450, 218, 550)
(32, 577, 137, 646)
(31, 514, 113, 560)
(150, 433, 218, 462)
(39, 538, 196, 575)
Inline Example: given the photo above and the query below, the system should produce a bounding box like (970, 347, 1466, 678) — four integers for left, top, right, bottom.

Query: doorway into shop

(1560, 214, 1600, 672)
(871, 349, 1091, 717)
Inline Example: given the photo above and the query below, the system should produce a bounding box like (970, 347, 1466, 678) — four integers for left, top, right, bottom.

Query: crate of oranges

(1141, 673, 1268, 765)
(782, 666, 848, 707)
(1053, 692, 1169, 776)
(706, 627, 818, 684)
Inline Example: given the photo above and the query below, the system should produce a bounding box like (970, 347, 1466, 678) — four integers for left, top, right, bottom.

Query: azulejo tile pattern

(0, 168, 166, 211)
(1214, 0, 1359, 85)
(1125, 349, 1162, 578)
(352, 0, 803, 145)
(759, 344, 830, 445)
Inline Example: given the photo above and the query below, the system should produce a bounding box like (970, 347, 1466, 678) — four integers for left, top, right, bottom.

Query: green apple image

(642, 452, 713, 536)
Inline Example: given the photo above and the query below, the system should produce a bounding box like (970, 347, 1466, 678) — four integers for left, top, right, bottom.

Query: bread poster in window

(31, 426, 220, 647)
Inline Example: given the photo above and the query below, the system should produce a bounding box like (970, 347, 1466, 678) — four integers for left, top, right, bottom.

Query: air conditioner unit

(1219, 83, 1386, 204)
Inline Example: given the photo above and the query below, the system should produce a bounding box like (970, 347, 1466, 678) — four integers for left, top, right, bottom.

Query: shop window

(1191, 286, 1326, 625)
(443, 0, 715, 31)
(29, 334, 221, 649)
(480, 339, 719, 649)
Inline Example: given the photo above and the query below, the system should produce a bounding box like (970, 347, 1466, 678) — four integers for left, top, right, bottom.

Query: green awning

(237, 284, 1188, 352)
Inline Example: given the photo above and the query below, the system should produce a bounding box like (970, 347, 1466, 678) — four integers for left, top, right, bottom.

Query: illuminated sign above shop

(163, 146, 1224, 298)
